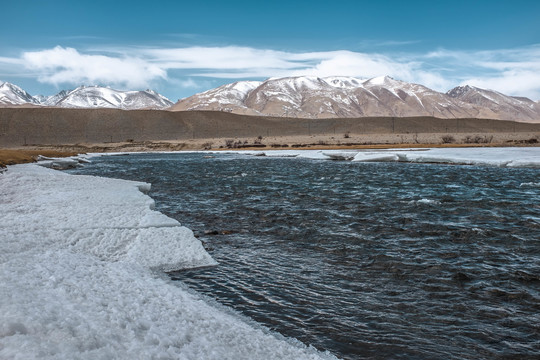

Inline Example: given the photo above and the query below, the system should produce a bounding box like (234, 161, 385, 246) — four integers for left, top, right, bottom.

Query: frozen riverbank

(0, 164, 335, 359)
(242, 147, 540, 167)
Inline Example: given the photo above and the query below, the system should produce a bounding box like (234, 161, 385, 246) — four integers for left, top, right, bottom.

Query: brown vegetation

(0, 109, 538, 157)
(0, 149, 78, 167)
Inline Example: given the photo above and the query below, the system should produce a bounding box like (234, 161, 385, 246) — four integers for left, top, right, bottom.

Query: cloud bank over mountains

(1, 44, 539, 100)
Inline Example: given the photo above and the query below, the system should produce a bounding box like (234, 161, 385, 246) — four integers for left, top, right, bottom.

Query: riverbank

(0, 149, 79, 167)
(2, 137, 538, 167)
(1, 108, 539, 148)
(0, 163, 336, 359)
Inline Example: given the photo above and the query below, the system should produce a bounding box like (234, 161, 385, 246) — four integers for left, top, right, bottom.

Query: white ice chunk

(409, 198, 441, 205)
(399, 147, 540, 167)
(238, 147, 540, 168)
(322, 151, 358, 160)
(0, 164, 335, 360)
(352, 152, 400, 162)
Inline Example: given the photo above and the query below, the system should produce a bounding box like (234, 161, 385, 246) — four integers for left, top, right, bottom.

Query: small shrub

(344, 132, 350, 139)
(441, 135, 455, 144)
(464, 135, 493, 144)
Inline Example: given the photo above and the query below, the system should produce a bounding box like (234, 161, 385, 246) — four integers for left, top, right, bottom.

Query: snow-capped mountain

(0, 82, 173, 109)
(35, 90, 70, 106)
(446, 85, 540, 122)
(0, 82, 40, 105)
(173, 81, 263, 115)
(52, 86, 173, 109)
(171, 76, 475, 118)
(170, 76, 540, 123)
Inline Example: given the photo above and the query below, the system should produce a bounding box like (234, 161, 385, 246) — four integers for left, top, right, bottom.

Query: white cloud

(0, 56, 24, 65)
(1, 44, 539, 99)
(143, 47, 301, 71)
(283, 51, 452, 90)
(22, 46, 166, 88)
(136, 47, 452, 91)
(463, 71, 540, 100)
(426, 46, 540, 99)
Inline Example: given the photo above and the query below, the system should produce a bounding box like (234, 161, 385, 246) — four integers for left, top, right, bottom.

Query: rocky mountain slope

(53, 86, 173, 109)
(171, 76, 540, 123)
(2, 78, 539, 122)
(0, 82, 40, 105)
(0, 83, 173, 109)
(446, 85, 540, 122)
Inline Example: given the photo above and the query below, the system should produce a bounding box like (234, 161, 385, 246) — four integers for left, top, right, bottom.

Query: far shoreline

(2, 141, 539, 167)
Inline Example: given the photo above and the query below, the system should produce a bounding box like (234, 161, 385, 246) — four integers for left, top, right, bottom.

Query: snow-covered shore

(0, 164, 335, 359)
(242, 147, 540, 167)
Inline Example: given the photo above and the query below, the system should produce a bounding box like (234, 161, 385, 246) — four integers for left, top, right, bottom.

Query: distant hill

(0, 82, 173, 110)
(170, 76, 540, 123)
(2, 77, 539, 122)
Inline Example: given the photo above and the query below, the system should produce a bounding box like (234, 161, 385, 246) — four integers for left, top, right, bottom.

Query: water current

(68, 152, 540, 359)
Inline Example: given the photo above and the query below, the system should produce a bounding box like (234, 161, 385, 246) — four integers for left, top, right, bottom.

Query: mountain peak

(0, 81, 39, 105)
(446, 85, 475, 98)
(323, 76, 364, 89)
(54, 86, 173, 109)
(364, 75, 397, 86)
(171, 75, 540, 123)
(0, 82, 173, 109)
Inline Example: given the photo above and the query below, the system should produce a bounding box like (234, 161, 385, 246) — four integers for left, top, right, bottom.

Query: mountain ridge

(1, 78, 539, 122)
(0, 82, 173, 110)
(171, 76, 540, 123)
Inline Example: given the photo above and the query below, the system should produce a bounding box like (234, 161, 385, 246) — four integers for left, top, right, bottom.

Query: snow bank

(381, 147, 540, 167)
(247, 147, 540, 167)
(0, 164, 335, 360)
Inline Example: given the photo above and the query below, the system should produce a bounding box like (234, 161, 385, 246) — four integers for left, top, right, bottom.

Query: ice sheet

(0, 164, 335, 360)
(247, 147, 540, 167)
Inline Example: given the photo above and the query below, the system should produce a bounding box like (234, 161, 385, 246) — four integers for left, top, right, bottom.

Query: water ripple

(69, 153, 540, 360)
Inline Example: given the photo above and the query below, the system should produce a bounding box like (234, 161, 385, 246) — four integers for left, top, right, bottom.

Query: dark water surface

(68, 152, 540, 359)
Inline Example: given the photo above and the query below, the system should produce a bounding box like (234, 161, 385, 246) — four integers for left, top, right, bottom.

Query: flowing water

(68, 152, 540, 359)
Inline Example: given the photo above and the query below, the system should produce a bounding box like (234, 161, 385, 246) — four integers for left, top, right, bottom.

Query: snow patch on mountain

(170, 76, 540, 123)
(0, 82, 40, 105)
(0, 82, 173, 109)
(54, 86, 173, 109)
(447, 85, 540, 121)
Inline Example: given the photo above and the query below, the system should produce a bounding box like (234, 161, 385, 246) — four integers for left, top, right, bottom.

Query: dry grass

(210, 142, 536, 151)
(0, 149, 78, 167)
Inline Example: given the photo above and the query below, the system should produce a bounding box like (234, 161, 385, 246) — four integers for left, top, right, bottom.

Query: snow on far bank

(0, 164, 336, 360)
(243, 147, 540, 167)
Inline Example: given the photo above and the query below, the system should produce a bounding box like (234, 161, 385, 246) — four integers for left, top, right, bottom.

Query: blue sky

(1, 0, 540, 101)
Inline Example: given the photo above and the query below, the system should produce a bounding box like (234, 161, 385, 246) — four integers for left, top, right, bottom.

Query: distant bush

(463, 135, 493, 144)
(514, 137, 538, 144)
(441, 135, 455, 144)
(344, 132, 350, 139)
